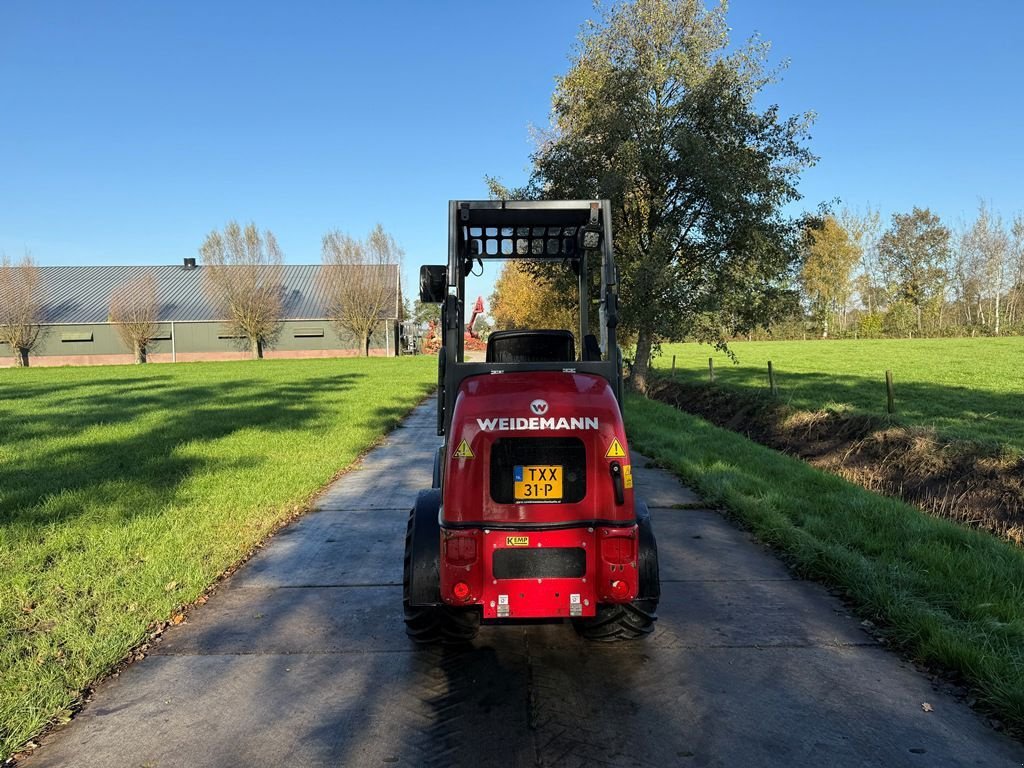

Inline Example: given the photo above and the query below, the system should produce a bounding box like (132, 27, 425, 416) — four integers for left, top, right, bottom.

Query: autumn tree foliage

(489, 261, 577, 338)
(801, 216, 861, 338)
(109, 272, 160, 363)
(0, 254, 43, 367)
(200, 221, 284, 359)
(321, 224, 401, 356)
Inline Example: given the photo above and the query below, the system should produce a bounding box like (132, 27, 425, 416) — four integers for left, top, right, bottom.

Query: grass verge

(0, 357, 436, 761)
(625, 393, 1024, 733)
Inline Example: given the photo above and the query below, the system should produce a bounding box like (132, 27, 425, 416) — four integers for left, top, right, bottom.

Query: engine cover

(442, 371, 635, 527)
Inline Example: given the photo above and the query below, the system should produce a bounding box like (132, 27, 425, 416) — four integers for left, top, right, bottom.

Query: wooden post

(768, 361, 777, 396)
(671, 355, 676, 377)
(708, 357, 715, 383)
(885, 370, 895, 414)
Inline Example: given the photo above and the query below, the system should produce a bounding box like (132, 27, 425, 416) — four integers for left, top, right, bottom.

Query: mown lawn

(625, 394, 1024, 734)
(654, 338, 1024, 452)
(0, 356, 436, 760)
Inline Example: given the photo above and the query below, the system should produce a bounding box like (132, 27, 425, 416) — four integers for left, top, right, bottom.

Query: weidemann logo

(476, 416, 599, 431)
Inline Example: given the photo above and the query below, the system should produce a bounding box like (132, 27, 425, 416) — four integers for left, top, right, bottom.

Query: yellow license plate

(514, 465, 562, 501)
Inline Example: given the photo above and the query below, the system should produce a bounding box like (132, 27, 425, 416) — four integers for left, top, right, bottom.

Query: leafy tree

(201, 221, 284, 359)
(514, 0, 816, 391)
(0, 254, 43, 367)
(883, 299, 916, 338)
(411, 297, 441, 327)
(877, 207, 950, 333)
(109, 272, 159, 363)
(801, 216, 860, 337)
(321, 224, 402, 356)
(490, 261, 577, 338)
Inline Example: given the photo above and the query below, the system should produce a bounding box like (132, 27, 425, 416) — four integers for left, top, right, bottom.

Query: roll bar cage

(421, 200, 622, 436)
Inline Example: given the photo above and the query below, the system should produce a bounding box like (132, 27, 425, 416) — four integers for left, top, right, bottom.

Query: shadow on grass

(0, 372, 368, 527)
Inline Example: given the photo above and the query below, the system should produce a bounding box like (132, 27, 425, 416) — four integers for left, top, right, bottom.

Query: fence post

(708, 357, 715, 383)
(671, 355, 676, 377)
(885, 370, 895, 414)
(768, 360, 778, 396)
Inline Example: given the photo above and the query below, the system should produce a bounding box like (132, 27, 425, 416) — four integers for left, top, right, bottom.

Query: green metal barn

(1, 261, 400, 367)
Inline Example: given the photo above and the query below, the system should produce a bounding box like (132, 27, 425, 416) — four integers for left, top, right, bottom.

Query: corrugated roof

(36, 264, 399, 324)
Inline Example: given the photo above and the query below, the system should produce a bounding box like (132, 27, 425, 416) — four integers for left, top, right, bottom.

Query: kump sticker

(505, 536, 529, 547)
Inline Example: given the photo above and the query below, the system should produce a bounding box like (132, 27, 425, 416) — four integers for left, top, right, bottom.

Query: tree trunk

(630, 330, 653, 394)
(252, 338, 263, 359)
(16, 347, 29, 367)
(994, 291, 1001, 335)
(362, 333, 370, 357)
(135, 342, 147, 364)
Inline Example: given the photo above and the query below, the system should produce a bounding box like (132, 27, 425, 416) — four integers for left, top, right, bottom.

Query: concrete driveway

(23, 400, 1024, 767)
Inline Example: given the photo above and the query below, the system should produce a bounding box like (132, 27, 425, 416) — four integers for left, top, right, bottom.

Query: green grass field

(625, 394, 1024, 734)
(653, 338, 1024, 452)
(0, 357, 436, 760)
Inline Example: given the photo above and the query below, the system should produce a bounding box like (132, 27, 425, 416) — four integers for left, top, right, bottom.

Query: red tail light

(610, 579, 630, 600)
(453, 581, 471, 601)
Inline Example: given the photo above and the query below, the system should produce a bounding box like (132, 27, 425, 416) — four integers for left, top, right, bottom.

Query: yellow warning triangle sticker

(605, 438, 626, 458)
(453, 439, 474, 459)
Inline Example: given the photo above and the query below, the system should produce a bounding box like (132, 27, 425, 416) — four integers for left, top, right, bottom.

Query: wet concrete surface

(23, 400, 1024, 767)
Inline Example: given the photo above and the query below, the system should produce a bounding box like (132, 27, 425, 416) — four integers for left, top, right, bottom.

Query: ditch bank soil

(648, 378, 1024, 543)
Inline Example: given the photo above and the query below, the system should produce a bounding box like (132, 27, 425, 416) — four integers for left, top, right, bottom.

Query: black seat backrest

(582, 334, 602, 361)
(486, 330, 575, 363)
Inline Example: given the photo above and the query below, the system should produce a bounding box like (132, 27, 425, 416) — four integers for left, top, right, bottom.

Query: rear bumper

(440, 523, 639, 620)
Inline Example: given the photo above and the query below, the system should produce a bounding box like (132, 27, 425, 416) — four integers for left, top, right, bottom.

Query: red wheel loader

(404, 200, 659, 643)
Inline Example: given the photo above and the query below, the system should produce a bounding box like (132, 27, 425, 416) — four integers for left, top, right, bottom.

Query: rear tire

(574, 500, 660, 642)
(572, 598, 657, 641)
(402, 501, 479, 644)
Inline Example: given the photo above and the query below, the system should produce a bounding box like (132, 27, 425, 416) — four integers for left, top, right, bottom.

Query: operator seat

(486, 329, 575, 363)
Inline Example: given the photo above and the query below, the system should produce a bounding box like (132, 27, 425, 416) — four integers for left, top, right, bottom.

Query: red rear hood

(443, 371, 634, 526)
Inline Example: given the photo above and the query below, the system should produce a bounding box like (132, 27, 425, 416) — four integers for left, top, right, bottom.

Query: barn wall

(0, 319, 399, 367)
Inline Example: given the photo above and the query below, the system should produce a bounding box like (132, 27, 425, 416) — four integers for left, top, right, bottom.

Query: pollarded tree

(877, 207, 950, 334)
(321, 224, 401, 356)
(0, 254, 43, 367)
(109, 273, 160, 363)
(200, 221, 284, 359)
(523, 0, 817, 391)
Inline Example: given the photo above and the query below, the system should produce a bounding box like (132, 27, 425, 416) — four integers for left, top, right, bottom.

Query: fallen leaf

(921, 702, 934, 712)
(170, 613, 185, 625)
(164, 581, 178, 592)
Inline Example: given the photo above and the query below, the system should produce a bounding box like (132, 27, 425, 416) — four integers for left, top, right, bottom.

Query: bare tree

(1007, 215, 1024, 327)
(201, 221, 284, 359)
(0, 254, 43, 367)
(963, 202, 1009, 335)
(841, 206, 883, 315)
(109, 273, 160, 363)
(321, 224, 401, 356)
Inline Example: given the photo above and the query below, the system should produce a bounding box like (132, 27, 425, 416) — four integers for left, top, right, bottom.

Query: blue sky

(2, 1, 1023, 306)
